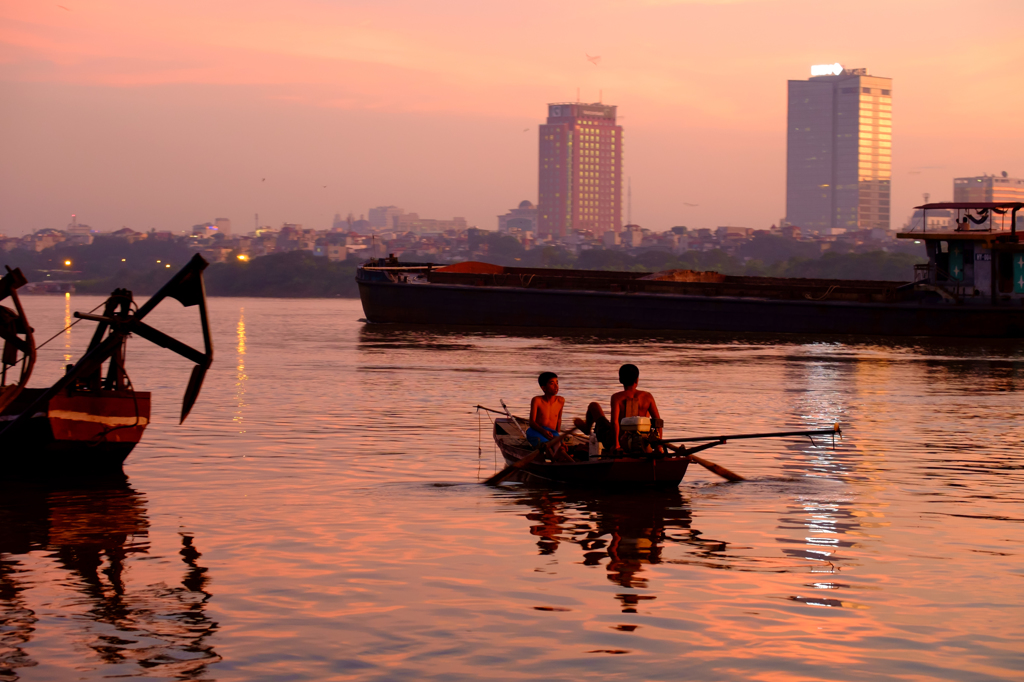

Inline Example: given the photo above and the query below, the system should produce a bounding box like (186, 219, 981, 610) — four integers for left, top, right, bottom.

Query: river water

(1, 296, 1022, 681)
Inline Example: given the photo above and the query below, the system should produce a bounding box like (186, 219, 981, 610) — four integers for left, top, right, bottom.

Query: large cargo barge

(356, 202, 1024, 338)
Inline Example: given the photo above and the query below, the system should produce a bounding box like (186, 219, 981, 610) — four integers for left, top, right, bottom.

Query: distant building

(498, 200, 538, 233)
(538, 102, 623, 239)
(66, 215, 92, 236)
(904, 208, 954, 232)
(392, 214, 468, 234)
(214, 218, 231, 236)
(623, 224, 643, 248)
(953, 173, 1024, 203)
(110, 227, 147, 243)
(65, 215, 93, 245)
(369, 206, 404, 229)
(717, 226, 754, 240)
(786, 66, 892, 233)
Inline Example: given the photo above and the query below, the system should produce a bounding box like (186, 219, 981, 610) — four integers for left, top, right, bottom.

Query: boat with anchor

(357, 201, 1024, 338)
(0, 255, 213, 474)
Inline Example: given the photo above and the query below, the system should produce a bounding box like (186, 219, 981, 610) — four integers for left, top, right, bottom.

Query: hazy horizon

(2, 0, 1022, 238)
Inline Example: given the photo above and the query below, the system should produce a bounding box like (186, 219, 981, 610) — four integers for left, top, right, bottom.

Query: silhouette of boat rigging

(0, 254, 213, 473)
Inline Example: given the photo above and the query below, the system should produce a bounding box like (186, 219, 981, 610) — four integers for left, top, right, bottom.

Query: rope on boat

(804, 285, 839, 301)
(34, 301, 106, 351)
(89, 343, 141, 446)
(476, 406, 501, 477)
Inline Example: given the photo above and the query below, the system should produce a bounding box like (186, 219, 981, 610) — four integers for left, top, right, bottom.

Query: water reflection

(509, 489, 732, 613)
(235, 306, 248, 434)
(0, 478, 219, 679)
(63, 292, 73, 367)
(357, 323, 1024, 357)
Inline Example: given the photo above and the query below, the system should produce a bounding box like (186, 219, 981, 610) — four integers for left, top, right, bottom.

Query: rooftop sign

(811, 63, 843, 76)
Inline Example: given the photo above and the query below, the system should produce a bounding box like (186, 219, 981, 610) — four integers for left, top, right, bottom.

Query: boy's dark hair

(538, 371, 558, 387)
(618, 363, 640, 387)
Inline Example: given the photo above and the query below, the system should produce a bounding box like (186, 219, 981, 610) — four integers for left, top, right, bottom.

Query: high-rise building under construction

(786, 66, 892, 232)
(538, 103, 623, 238)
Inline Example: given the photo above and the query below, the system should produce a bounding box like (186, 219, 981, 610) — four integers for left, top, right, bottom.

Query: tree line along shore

(5, 234, 926, 298)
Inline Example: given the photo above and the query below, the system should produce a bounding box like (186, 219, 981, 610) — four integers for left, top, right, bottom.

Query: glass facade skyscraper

(786, 68, 892, 232)
(538, 103, 623, 239)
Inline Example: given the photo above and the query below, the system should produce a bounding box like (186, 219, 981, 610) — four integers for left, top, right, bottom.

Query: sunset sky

(1, 0, 1022, 237)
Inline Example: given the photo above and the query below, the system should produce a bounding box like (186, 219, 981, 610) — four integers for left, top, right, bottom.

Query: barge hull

(358, 280, 1024, 338)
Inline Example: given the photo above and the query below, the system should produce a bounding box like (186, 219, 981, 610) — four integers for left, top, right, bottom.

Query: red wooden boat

(0, 255, 213, 474)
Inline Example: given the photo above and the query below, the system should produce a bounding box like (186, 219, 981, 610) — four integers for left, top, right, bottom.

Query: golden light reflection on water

(63, 291, 72, 366)
(234, 306, 247, 434)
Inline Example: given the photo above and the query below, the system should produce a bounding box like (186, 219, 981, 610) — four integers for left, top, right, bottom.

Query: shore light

(165, 264, 171, 268)
(64, 260, 72, 266)
(238, 254, 248, 261)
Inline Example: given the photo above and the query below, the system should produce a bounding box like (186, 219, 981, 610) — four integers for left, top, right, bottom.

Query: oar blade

(689, 453, 745, 481)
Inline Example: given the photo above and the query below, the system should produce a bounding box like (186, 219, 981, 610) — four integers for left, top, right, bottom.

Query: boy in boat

(575, 363, 662, 454)
(527, 372, 564, 449)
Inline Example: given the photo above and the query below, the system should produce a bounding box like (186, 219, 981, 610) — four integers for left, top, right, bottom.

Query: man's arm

(645, 392, 663, 439)
(555, 397, 564, 432)
(610, 394, 622, 451)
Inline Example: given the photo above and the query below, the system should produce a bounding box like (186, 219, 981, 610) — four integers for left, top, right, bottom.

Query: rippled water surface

(2, 296, 1023, 681)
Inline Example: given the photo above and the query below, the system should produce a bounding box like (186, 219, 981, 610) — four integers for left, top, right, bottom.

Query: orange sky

(1, 0, 1022, 236)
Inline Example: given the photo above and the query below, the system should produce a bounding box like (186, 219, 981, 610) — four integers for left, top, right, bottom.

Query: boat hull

(358, 278, 1024, 338)
(0, 388, 150, 473)
(497, 441, 690, 488)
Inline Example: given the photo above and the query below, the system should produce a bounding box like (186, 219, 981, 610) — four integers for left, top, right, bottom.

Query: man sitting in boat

(527, 372, 564, 449)
(575, 363, 662, 455)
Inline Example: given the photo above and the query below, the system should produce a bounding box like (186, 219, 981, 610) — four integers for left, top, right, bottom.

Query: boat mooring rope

(475, 406, 499, 478)
(34, 301, 106, 351)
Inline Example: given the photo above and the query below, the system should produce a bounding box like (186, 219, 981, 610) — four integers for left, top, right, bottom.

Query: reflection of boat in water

(0, 476, 219, 678)
(512, 488, 726, 613)
(0, 255, 213, 473)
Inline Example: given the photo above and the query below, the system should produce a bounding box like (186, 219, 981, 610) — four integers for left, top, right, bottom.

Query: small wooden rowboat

(488, 410, 842, 487)
(492, 417, 691, 487)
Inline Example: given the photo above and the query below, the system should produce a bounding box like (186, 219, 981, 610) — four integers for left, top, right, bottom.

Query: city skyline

(1, 1, 1022, 238)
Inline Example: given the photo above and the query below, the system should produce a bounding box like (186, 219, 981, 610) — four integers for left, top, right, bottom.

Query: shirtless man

(527, 372, 564, 448)
(610, 364, 661, 451)
(575, 363, 661, 454)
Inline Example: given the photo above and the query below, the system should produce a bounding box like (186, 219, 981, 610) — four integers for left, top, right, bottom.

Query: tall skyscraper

(786, 66, 892, 232)
(538, 103, 623, 238)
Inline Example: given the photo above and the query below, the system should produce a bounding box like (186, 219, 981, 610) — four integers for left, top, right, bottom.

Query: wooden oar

(483, 426, 579, 486)
(665, 444, 745, 482)
(655, 425, 841, 446)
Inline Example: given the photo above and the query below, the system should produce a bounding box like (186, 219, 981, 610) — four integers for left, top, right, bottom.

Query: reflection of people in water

(515, 488, 719, 613)
(0, 477, 220, 678)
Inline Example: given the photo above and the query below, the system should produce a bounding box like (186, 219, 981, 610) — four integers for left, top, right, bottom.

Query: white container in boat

(620, 416, 651, 433)
(589, 425, 603, 457)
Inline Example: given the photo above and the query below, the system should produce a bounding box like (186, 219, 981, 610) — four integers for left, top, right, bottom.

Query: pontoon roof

(914, 202, 1024, 210)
